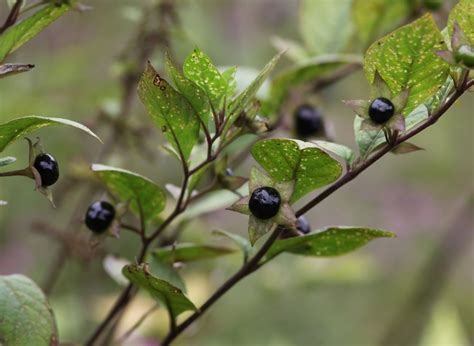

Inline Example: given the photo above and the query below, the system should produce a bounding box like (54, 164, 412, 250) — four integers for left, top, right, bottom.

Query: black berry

(296, 216, 311, 234)
(33, 153, 59, 187)
(249, 187, 281, 220)
(368, 97, 395, 124)
(85, 201, 116, 233)
(294, 104, 324, 138)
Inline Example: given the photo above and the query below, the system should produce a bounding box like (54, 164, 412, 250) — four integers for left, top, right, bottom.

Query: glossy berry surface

(85, 201, 116, 233)
(296, 216, 311, 234)
(33, 153, 59, 187)
(368, 97, 395, 124)
(294, 104, 324, 138)
(249, 187, 281, 220)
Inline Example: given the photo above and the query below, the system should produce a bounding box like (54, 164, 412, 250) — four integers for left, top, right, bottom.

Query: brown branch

(0, 0, 23, 35)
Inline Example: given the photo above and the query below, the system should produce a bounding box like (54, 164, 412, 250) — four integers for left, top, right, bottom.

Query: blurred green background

(0, 0, 472, 345)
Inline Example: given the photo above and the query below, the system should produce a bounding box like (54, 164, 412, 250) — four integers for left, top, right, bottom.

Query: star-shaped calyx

(227, 167, 297, 245)
(343, 71, 409, 136)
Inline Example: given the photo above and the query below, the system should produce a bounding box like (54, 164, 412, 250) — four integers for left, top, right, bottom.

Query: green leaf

(221, 65, 238, 97)
(0, 63, 34, 78)
(91, 164, 166, 223)
(264, 227, 395, 262)
(263, 55, 361, 117)
(0, 2, 71, 62)
(0, 274, 58, 345)
(153, 243, 236, 263)
(313, 140, 355, 164)
(0, 116, 101, 153)
(405, 104, 429, 130)
(150, 255, 187, 293)
(364, 14, 450, 115)
(448, 0, 474, 45)
(353, 0, 412, 47)
(165, 52, 210, 129)
(212, 229, 252, 262)
(138, 62, 200, 161)
(299, 0, 353, 55)
(354, 116, 385, 158)
(183, 47, 227, 109)
(225, 51, 283, 132)
(123, 264, 196, 318)
(251, 138, 342, 203)
(0, 156, 16, 167)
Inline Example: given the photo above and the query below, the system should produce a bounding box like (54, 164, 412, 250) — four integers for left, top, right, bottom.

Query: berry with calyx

(33, 153, 59, 187)
(249, 187, 281, 220)
(85, 201, 116, 233)
(368, 97, 395, 124)
(296, 216, 311, 234)
(294, 104, 324, 138)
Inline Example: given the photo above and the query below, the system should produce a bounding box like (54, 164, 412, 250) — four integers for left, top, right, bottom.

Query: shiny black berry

(33, 153, 59, 187)
(368, 97, 395, 124)
(85, 201, 116, 233)
(249, 187, 281, 220)
(294, 104, 324, 138)
(296, 216, 311, 234)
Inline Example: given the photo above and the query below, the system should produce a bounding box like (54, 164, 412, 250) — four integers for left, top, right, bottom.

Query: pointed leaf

(391, 142, 424, 154)
(312, 140, 355, 164)
(265, 227, 396, 261)
(138, 62, 200, 161)
(248, 216, 274, 245)
(0, 116, 101, 153)
(183, 48, 227, 109)
(225, 51, 283, 132)
(153, 243, 236, 263)
(165, 52, 210, 128)
(364, 14, 450, 115)
(122, 264, 196, 318)
(251, 139, 342, 203)
(150, 255, 187, 293)
(91, 164, 166, 223)
(354, 116, 386, 158)
(212, 229, 252, 262)
(0, 63, 34, 78)
(0, 274, 58, 345)
(0, 2, 72, 62)
(448, 0, 474, 46)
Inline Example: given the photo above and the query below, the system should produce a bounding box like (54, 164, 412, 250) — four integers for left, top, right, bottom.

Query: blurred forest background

(0, 0, 472, 345)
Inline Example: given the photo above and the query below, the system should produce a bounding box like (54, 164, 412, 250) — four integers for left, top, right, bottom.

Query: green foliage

(150, 256, 187, 293)
(138, 62, 200, 161)
(364, 14, 450, 115)
(213, 229, 252, 262)
(264, 227, 396, 262)
(0, 274, 58, 345)
(299, 0, 353, 55)
(354, 116, 385, 158)
(448, 0, 474, 45)
(153, 243, 236, 263)
(91, 164, 166, 224)
(122, 263, 196, 318)
(313, 140, 355, 165)
(251, 139, 342, 203)
(0, 2, 72, 62)
(0, 116, 100, 153)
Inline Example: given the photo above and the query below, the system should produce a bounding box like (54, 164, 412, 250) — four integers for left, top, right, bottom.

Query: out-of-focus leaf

(153, 243, 236, 263)
(103, 255, 130, 286)
(183, 47, 227, 109)
(138, 62, 200, 161)
(212, 229, 252, 262)
(0, 116, 101, 153)
(448, 0, 474, 45)
(150, 255, 187, 293)
(225, 51, 283, 133)
(364, 14, 450, 115)
(0, 63, 34, 78)
(0, 156, 16, 167)
(122, 263, 196, 318)
(271, 36, 310, 62)
(313, 140, 355, 164)
(0, 274, 58, 345)
(251, 138, 342, 203)
(91, 164, 166, 223)
(264, 227, 395, 262)
(353, 0, 412, 47)
(0, 2, 72, 62)
(262, 54, 361, 116)
(299, 0, 353, 55)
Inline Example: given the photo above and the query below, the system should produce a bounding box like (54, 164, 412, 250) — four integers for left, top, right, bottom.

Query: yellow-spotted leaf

(448, 0, 474, 45)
